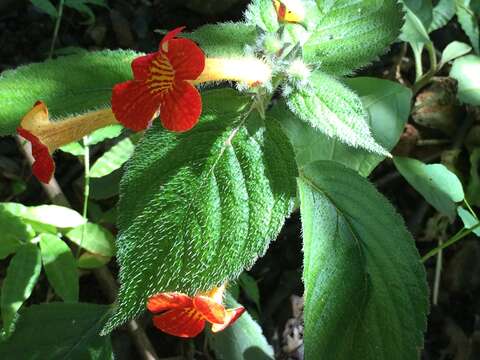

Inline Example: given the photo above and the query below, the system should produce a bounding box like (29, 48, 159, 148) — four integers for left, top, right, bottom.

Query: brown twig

(15, 134, 160, 360)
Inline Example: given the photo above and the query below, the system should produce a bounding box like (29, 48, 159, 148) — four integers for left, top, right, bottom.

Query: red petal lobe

(160, 81, 202, 132)
(111, 80, 161, 132)
(193, 296, 226, 324)
(211, 307, 245, 333)
(147, 292, 193, 313)
(166, 38, 205, 80)
(160, 26, 186, 50)
(131, 53, 157, 80)
(152, 309, 205, 338)
(17, 128, 55, 184)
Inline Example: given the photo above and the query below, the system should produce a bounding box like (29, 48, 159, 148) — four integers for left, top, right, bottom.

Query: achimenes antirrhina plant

(0, 0, 428, 358)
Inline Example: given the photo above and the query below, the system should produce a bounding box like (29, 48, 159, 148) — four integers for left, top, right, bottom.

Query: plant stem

(464, 199, 478, 219)
(77, 137, 90, 259)
(48, 0, 65, 58)
(422, 222, 480, 262)
(412, 42, 438, 95)
(432, 237, 443, 305)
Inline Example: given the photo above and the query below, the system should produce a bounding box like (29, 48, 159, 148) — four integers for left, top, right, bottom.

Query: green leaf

(90, 169, 122, 200)
(39, 234, 79, 302)
(244, 0, 279, 33)
(457, 206, 480, 236)
(400, 6, 431, 44)
(467, 148, 480, 206)
(286, 72, 388, 156)
(278, 78, 411, 176)
(103, 89, 297, 333)
(429, 0, 456, 32)
(90, 138, 135, 178)
(0, 50, 137, 136)
(30, 0, 58, 18)
(239, 273, 261, 311)
(207, 295, 274, 360)
(1, 244, 42, 336)
(60, 142, 85, 156)
(188, 22, 257, 57)
(24, 205, 86, 229)
(403, 0, 433, 29)
(0, 303, 112, 360)
(304, 0, 403, 75)
(0, 202, 57, 234)
(299, 160, 428, 360)
(84, 124, 123, 146)
(450, 54, 480, 105)
(394, 157, 464, 220)
(0, 208, 33, 260)
(66, 223, 115, 257)
(77, 252, 111, 269)
(440, 41, 472, 66)
(456, 0, 480, 53)
(64, 0, 105, 24)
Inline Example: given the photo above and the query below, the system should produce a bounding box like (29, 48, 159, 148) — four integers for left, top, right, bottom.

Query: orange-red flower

(17, 102, 55, 183)
(111, 27, 205, 133)
(147, 284, 244, 338)
(17, 101, 118, 184)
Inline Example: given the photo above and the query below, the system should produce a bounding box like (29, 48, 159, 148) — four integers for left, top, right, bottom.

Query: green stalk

(76, 137, 90, 259)
(422, 222, 480, 262)
(48, 0, 65, 58)
(412, 42, 438, 94)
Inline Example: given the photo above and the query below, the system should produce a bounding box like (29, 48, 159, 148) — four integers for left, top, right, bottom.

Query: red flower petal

(111, 80, 162, 131)
(159, 26, 186, 51)
(193, 296, 226, 324)
(17, 128, 55, 184)
(211, 307, 245, 333)
(152, 309, 205, 338)
(160, 81, 202, 132)
(165, 38, 205, 80)
(147, 292, 193, 313)
(131, 53, 156, 81)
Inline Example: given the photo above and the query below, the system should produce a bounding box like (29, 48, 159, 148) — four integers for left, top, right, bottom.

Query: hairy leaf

(0, 50, 137, 136)
(0, 303, 112, 360)
(189, 22, 257, 57)
(103, 89, 297, 333)
(286, 72, 388, 155)
(244, 0, 279, 33)
(299, 161, 428, 360)
(278, 77, 411, 176)
(1, 244, 42, 336)
(305, 0, 404, 75)
(39, 234, 79, 302)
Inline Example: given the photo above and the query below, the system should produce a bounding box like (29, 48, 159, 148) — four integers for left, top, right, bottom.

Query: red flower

(112, 27, 205, 132)
(147, 284, 245, 338)
(17, 101, 55, 184)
